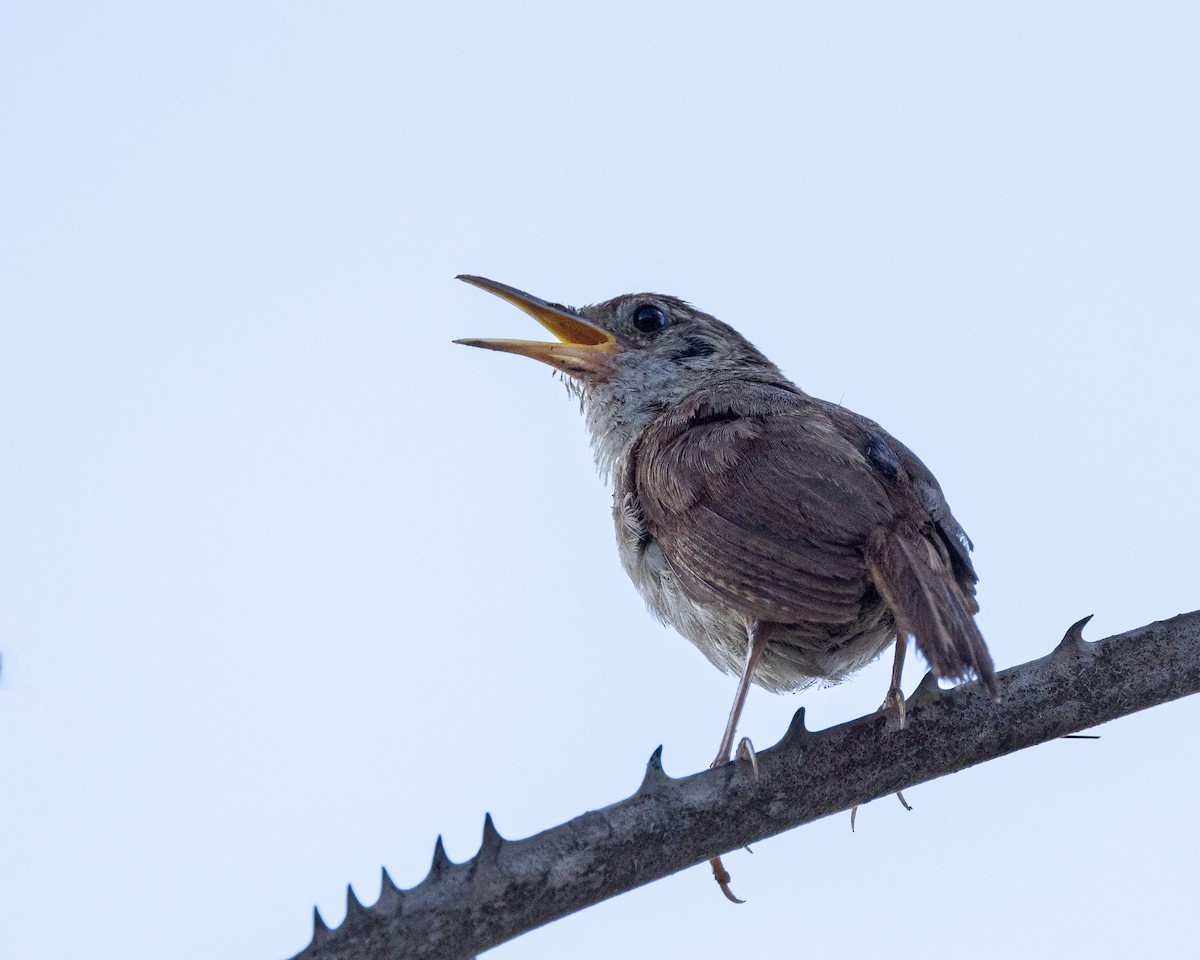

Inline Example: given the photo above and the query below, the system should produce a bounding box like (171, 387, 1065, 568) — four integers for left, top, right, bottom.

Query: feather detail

(865, 526, 997, 697)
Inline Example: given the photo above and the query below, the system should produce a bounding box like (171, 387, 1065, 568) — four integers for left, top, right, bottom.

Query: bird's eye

(633, 304, 667, 334)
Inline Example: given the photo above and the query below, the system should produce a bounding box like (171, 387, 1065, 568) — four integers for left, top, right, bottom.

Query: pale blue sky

(2, 3, 1198, 958)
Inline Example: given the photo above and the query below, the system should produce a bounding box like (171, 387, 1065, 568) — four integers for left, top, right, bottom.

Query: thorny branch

(290, 611, 1200, 960)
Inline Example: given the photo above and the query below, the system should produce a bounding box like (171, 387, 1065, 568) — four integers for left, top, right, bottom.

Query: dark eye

(633, 304, 667, 334)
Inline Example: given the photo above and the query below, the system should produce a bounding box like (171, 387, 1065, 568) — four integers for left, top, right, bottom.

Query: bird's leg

(711, 621, 770, 769)
(884, 639, 911, 806)
(707, 622, 769, 904)
(884, 639, 911, 807)
(851, 639, 913, 831)
(881, 636, 907, 729)
(849, 633, 912, 830)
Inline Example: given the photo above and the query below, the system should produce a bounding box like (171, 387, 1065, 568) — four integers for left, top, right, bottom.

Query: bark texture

(291, 611, 1200, 960)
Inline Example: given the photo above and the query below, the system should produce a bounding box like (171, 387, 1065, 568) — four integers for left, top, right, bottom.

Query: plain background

(3, 3, 1198, 958)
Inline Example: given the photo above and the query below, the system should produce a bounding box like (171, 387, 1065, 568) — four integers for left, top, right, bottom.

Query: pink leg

(851, 639, 913, 831)
(711, 621, 770, 768)
(882, 635, 907, 728)
(709, 621, 770, 904)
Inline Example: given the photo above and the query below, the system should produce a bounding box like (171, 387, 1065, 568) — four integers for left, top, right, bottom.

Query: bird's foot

(710, 736, 758, 779)
(735, 737, 759, 779)
(851, 687, 907, 831)
(850, 790, 914, 832)
(709, 855, 744, 904)
(710, 735, 757, 771)
(879, 684, 906, 730)
(705, 738, 756, 901)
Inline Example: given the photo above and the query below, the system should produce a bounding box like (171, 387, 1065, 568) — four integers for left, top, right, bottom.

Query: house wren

(455, 276, 997, 898)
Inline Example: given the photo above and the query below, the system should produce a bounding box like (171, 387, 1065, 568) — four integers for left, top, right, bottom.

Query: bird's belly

(620, 531, 896, 693)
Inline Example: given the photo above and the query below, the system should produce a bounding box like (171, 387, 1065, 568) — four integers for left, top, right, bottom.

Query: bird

(454, 275, 997, 898)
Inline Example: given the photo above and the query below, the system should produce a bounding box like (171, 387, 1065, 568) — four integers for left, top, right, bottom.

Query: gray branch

(289, 610, 1200, 960)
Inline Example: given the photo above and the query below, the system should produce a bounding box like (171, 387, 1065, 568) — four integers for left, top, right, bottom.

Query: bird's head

(454, 276, 786, 434)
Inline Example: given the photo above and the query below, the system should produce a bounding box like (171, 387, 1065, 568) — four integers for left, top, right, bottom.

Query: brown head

(454, 276, 793, 470)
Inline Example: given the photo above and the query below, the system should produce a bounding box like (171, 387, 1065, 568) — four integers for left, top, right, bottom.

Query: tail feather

(865, 527, 998, 698)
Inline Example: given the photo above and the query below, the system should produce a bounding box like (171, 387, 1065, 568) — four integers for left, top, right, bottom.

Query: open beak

(454, 275, 616, 379)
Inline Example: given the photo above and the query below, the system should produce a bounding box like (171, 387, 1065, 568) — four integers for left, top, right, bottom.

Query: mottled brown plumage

(620, 379, 993, 696)
(455, 275, 996, 896)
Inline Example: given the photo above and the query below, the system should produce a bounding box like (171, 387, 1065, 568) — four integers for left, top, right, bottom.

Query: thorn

(480, 812, 504, 856)
(709, 855, 745, 904)
(312, 906, 333, 946)
(778, 706, 809, 747)
(380, 865, 399, 894)
(637, 745, 670, 793)
(1054, 615, 1094, 656)
(375, 866, 402, 913)
(735, 737, 759, 780)
(896, 790, 913, 812)
(909, 670, 942, 704)
(850, 805, 858, 832)
(430, 835, 451, 876)
(345, 884, 365, 921)
(1061, 734, 1101, 740)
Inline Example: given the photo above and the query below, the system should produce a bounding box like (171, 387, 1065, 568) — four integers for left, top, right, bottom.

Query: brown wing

(803, 398, 993, 691)
(633, 383, 996, 693)
(632, 384, 892, 629)
(891, 436, 980, 610)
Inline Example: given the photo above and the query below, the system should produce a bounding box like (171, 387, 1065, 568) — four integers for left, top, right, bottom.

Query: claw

(710, 855, 745, 904)
(850, 790, 913, 830)
(735, 737, 759, 780)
